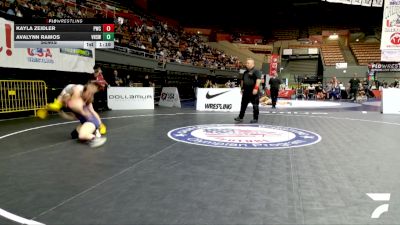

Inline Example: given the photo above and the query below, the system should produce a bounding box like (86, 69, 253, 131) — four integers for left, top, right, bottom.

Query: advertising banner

(380, 0, 400, 51)
(369, 62, 400, 71)
(159, 87, 181, 108)
(108, 87, 154, 110)
(269, 54, 279, 76)
(196, 88, 241, 112)
(381, 49, 400, 62)
(381, 88, 400, 114)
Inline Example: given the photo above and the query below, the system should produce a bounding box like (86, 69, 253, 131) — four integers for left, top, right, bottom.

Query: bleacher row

(272, 28, 299, 40)
(350, 43, 381, 66)
(320, 44, 346, 66)
(287, 42, 384, 66)
(0, 0, 242, 70)
(288, 43, 346, 66)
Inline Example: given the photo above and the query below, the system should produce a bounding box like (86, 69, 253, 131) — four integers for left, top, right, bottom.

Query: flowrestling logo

(168, 124, 321, 149)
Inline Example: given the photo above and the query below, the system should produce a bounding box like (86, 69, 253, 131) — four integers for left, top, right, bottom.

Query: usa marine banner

(0, 17, 95, 73)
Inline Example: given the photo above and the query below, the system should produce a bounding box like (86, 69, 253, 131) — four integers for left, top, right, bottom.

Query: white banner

(0, 17, 94, 73)
(380, 0, 400, 50)
(327, 0, 377, 6)
(336, 62, 348, 69)
(372, 0, 384, 6)
(381, 88, 400, 114)
(159, 87, 181, 108)
(196, 88, 241, 112)
(107, 87, 154, 110)
(362, 0, 372, 6)
(308, 48, 319, 54)
(381, 49, 400, 61)
(283, 49, 293, 55)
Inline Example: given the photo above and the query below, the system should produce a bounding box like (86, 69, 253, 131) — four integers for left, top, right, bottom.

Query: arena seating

(350, 43, 381, 66)
(320, 43, 346, 66)
(272, 28, 300, 40)
(0, 0, 241, 70)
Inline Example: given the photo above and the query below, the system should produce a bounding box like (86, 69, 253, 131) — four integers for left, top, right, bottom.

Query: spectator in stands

(0, 1, 7, 13)
(349, 73, 360, 101)
(4, 0, 240, 71)
(6, 3, 15, 15)
(374, 80, 382, 90)
(111, 69, 123, 87)
(325, 81, 333, 99)
(339, 82, 347, 99)
(143, 75, 155, 87)
(143, 75, 150, 87)
(307, 84, 315, 100)
(356, 83, 367, 102)
(125, 74, 133, 87)
(394, 78, 399, 88)
(362, 77, 372, 98)
(14, 5, 22, 17)
(204, 77, 216, 88)
(225, 80, 232, 88)
(192, 75, 201, 98)
(315, 82, 325, 100)
(332, 76, 339, 88)
(383, 80, 388, 88)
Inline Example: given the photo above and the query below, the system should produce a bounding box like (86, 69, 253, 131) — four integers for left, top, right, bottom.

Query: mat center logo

(168, 124, 321, 149)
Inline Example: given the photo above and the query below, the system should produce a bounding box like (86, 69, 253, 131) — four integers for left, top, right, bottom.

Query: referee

(269, 74, 282, 108)
(234, 58, 262, 123)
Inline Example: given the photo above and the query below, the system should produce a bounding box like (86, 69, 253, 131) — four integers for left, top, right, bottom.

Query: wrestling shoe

(47, 99, 63, 112)
(89, 137, 107, 148)
(234, 117, 243, 122)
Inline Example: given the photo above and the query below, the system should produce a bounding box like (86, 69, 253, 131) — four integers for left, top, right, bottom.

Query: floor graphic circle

(168, 124, 321, 149)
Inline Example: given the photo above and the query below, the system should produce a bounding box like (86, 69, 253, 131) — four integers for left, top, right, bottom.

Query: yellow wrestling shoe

(47, 99, 63, 112)
(99, 123, 107, 135)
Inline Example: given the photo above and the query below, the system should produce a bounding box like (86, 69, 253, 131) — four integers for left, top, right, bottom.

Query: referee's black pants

(270, 88, 279, 107)
(239, 92, 259, 120)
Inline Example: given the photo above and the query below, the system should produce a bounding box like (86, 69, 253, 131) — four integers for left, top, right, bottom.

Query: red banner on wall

(266, 90, 295, 99)
(216, 33, 232, 42)
(269, 54, 279, 76)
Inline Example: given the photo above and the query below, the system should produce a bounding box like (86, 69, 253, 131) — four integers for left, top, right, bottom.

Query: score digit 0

(103, 32, 114, 41)
(102, 24, 114, 32)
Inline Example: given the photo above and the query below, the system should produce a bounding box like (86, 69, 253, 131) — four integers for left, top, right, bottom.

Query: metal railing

(111, 45, 240, 71)
(0, 80, 47, 115)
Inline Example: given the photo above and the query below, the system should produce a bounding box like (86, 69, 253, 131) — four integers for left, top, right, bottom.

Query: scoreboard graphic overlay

(14, 19, 114, 49)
